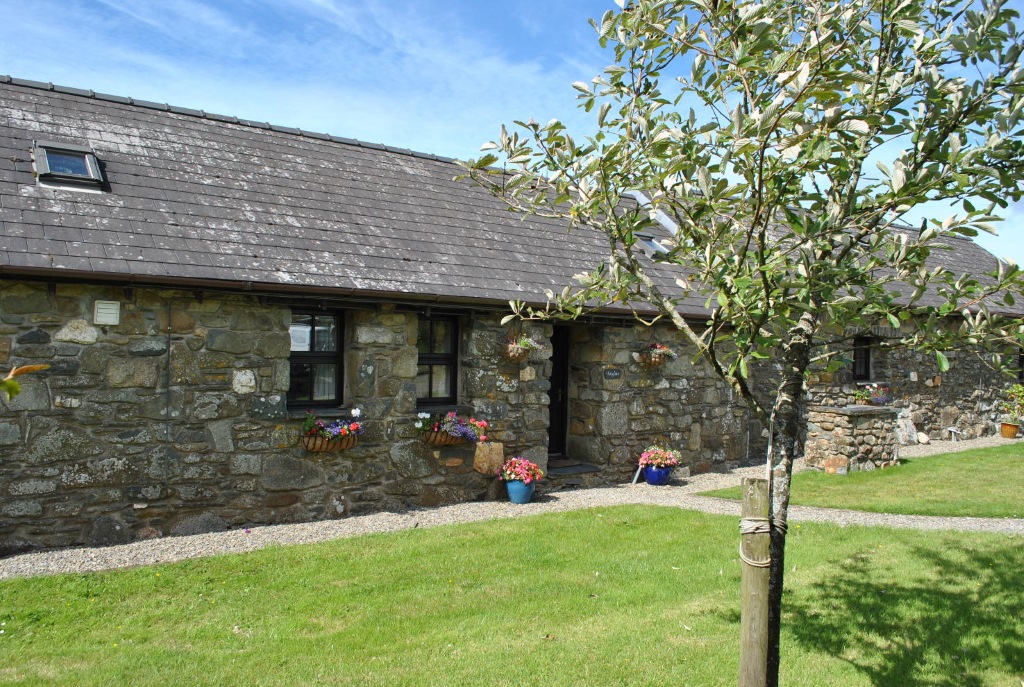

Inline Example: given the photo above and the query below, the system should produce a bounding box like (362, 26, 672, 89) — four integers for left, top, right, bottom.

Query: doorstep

(546, 457, 602, 478)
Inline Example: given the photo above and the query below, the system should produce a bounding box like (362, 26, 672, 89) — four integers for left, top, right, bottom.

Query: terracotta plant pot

(423, 431, 467, 446)
(301, 434, 358, 452)
(1000, 422, 1019, 439)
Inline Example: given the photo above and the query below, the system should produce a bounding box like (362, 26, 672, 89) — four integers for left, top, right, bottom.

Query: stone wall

(566, 323, 758, 481)
(11, 277, 1009, 553)
(804, 405, 899, 474)
(462, 318, 552, 471)
(0, 281, 550, 554)
(807, 334, 1011, 442)
(0, 279, 778, 554)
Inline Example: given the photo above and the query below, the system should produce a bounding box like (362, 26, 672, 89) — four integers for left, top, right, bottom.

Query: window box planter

(301, 434, 359, 452)
(415, 412, 488, 444)
(422, 431, 467, 446)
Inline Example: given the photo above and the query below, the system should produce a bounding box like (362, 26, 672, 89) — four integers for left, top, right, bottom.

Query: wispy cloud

(94, 0, 263, 58)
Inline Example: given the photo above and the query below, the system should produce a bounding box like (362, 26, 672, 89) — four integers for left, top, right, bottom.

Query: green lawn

(0, 506, 1021, 686)
(703, 444, 1024, 518)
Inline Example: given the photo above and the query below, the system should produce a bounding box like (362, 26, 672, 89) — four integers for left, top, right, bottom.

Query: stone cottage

(0, 76, 1013, 553)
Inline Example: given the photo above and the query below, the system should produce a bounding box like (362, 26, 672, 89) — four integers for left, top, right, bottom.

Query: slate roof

(0, 76, 1011, 317)
(0, 76, 709, 316)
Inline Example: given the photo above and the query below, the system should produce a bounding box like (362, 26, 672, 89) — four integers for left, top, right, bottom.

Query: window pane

(417, 320, 430, 354)
(290, 315, 313, 352)
(314, 316, 337, 352)
(415, 364, 431, 397)
(46, 151, 90, 177)
(853, 338, 871, 380)
(430, 365, 451, 398)
(312, 364, 337, 401)
(289, 361, 312, 401)
(432, 321, 451, 353)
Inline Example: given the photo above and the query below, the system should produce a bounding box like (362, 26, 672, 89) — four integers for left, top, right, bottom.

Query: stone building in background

(0, 76, 1012, 552)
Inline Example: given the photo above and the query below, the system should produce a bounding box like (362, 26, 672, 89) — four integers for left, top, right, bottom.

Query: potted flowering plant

(639, 342, 678, 368)
(851, 388, 871, 405)
(998, 383, 1024, 438)
(416, 411, 488, 445)
(300, 408, 363, 452)
(498, 456, 543, 504)
(505, 334, 543, 362)
(638, 445, 680, 485)
(864, 383, 892, 405)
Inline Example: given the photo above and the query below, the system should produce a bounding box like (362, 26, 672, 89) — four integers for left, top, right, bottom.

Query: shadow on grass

(786, 540, 1024, 686)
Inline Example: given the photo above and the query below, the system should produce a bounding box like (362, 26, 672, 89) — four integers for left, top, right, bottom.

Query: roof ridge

(0, 74, 456, 165)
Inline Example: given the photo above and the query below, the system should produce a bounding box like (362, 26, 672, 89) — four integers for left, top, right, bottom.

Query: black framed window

(288, 311, 342, 407)
(416, 316, 457, 405)
(852, 336, 872, 381)
(33, 140, 104, 186)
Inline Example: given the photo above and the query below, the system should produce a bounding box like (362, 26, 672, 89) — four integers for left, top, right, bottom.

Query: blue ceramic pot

(506, 480, 536, 504)
(643, 465, 672, 486)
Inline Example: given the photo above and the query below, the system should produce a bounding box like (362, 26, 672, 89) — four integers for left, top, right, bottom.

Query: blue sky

(2, 0, 1021, 264)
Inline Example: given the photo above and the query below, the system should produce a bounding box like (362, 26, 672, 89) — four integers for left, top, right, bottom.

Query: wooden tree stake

(739, 477, 770, 687)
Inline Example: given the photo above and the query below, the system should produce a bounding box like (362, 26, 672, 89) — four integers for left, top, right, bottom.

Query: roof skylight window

(636, 231, 671, 258)
(33, 140, 104, 186)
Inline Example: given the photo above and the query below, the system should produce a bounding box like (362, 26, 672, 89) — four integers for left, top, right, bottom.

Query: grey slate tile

(51, 255, 94, 271)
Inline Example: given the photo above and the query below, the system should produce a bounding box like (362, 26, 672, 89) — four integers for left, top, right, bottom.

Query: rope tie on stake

(738, 516, 788, 568)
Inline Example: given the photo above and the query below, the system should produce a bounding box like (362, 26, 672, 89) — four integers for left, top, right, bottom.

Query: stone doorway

(547, 325, 570, 456)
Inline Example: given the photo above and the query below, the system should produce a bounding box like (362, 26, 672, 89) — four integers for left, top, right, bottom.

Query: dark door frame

(548, 325, 570, 456)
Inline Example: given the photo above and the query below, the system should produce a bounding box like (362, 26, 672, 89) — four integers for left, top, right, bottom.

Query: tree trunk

(763, 324, 815, 687)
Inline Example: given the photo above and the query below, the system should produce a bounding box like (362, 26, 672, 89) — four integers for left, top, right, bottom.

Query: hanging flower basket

(505, 343, 531, 362)
(502, 335, 542, 362)
(301, 434, 359, 452)
(639, 343, 677, 368)
(423, 431, 467, 446)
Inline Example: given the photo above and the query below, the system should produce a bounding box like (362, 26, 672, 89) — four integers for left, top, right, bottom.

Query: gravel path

(1, 437, 1019, 580)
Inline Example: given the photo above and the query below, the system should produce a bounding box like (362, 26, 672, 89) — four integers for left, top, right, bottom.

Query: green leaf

(0, 379, 20, 401)
(835, 120, 870, 134)
(935, 351, 950, 373)
(473, 154, 499, 168)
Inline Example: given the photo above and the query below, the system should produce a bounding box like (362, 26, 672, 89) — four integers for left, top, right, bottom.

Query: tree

(463, 0, 1024, 683)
